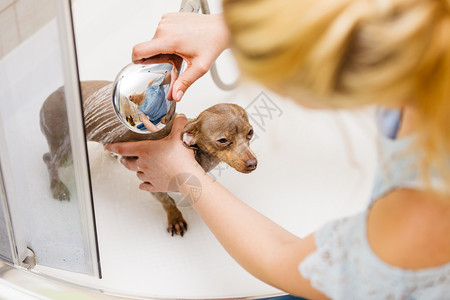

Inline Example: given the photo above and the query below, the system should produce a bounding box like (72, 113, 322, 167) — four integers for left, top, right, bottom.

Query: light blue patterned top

(138, 64, 171, 126)
(299, 108, 450, 299)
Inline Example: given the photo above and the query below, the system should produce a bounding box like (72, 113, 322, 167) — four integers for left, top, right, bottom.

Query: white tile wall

(15, 0, 54, 41)
(0, 0, 14, 12)
(0, 4, 20, 56)
(0, 0, 54, 59)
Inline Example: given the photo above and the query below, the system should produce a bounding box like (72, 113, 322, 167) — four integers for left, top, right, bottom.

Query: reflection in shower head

(112, 63, 175, 134)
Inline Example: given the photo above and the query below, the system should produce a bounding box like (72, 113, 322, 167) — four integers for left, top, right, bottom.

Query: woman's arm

(139, 113, 159, 132)
(106, 116, 326, 299)
(178, 168, 327, 299)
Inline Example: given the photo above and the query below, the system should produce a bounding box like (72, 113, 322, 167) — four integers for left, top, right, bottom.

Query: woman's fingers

(172, 61, 209, 101)
(136, 171, 146, 182)
(140, 182, 156, 192)
(132, 39, 174, 62)
(138, 54, 183, 69)
(105, 142, 145, 157)
(169, 114, 188, 139)
(119, 156, 139, 172)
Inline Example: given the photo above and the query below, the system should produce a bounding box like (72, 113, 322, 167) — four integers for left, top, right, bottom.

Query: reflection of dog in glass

(129, 72, 171, 132)
(40, 81, 257, 236)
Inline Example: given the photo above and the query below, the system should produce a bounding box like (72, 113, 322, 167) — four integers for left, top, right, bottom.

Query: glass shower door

(0, 0, 100, 277)
(0, 196, 13, 264)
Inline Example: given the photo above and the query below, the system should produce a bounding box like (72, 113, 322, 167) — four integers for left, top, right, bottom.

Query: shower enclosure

(0, 0, 100, 275)
(0, 0, 378, 299)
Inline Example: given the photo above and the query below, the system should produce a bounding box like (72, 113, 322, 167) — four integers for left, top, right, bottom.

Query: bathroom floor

(4, 0, 379, 299)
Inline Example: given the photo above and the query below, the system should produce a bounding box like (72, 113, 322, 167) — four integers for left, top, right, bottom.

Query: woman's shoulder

(367, 188, 450, 269)
(300, 188, 450, 298)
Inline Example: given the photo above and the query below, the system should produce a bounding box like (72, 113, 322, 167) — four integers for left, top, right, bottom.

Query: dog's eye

(248, 129, 253, 136)
(217, 138, 228, 144)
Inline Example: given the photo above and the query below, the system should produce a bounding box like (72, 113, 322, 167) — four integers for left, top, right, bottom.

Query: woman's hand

(105, 115, 200, 192)
(132, 13, 230, 101)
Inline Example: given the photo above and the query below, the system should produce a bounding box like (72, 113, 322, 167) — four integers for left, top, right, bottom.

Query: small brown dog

(40, 80, 257, 236)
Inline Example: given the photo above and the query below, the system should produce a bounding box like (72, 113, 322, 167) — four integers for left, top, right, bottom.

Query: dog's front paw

(52, 180, 70, 201)
(167, 215, 188, 237)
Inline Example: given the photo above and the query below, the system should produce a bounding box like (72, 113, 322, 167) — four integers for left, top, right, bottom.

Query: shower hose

(180, 0, 239, 91)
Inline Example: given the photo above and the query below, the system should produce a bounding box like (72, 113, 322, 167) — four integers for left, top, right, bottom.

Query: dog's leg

(151, 192, 188, 237)
(43, 152, 70, 201)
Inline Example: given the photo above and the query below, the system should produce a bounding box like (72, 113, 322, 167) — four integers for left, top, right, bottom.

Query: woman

(106, 0, 450, 298)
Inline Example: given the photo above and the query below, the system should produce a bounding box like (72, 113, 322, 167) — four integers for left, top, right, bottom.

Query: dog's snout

(245, 158, 258, 170)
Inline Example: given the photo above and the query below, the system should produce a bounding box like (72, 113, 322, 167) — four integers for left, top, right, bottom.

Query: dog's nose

(245, 159, 258, 170)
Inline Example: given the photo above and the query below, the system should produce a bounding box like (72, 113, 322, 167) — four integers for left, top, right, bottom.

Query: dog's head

(181, 103, 257, 173)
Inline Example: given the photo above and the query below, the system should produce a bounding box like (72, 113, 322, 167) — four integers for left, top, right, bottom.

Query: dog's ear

(180, 119, 200, 151)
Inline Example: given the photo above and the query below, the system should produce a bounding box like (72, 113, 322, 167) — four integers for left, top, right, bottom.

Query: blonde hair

(223, 0, 450, 190)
